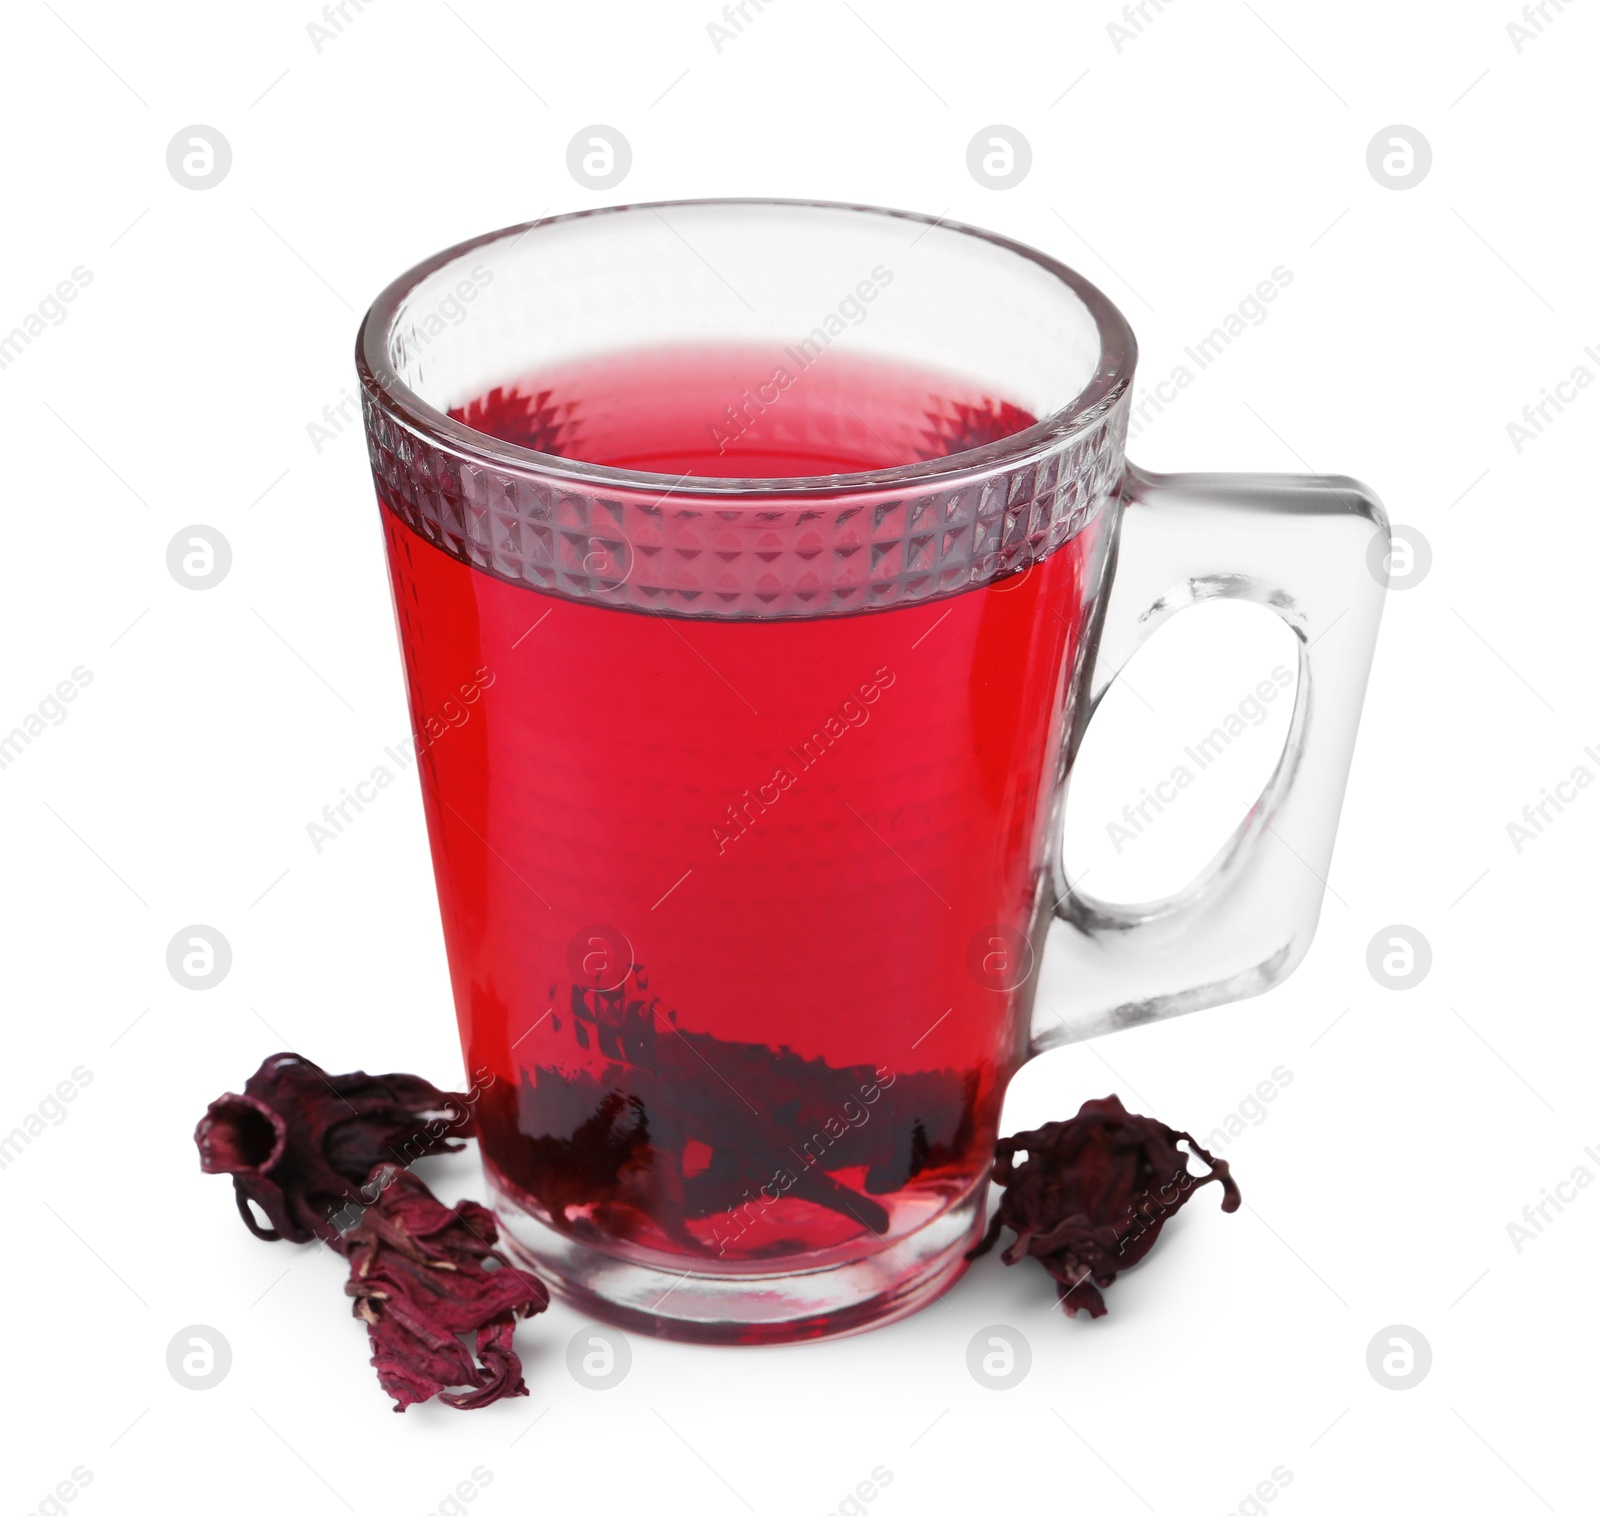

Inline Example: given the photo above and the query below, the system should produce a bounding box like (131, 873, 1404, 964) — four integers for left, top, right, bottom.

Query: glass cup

(356, 201, 1386, 1342)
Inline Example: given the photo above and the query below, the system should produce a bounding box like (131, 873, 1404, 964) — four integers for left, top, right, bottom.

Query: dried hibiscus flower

(970, 1094, 1240, 1318)
(342, 1165, 549, 1412)
(194, 1053, 474, 1244)
(197, 1054, 548, 1413)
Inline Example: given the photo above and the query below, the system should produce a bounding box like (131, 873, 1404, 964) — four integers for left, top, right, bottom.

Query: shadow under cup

(356, 201, 1135, 1342)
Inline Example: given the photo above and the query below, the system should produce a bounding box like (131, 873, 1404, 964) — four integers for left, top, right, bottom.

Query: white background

(2, 1, 1596, 1513)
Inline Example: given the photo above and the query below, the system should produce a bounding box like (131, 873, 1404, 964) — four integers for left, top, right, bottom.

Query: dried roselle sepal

(970, 1094, 1240, 1318)
(195, 1053, 474, 1244)
(342, 1165, 550, 1412)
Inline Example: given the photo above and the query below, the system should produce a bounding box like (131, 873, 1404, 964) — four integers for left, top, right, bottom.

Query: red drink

(377, 346, 1108, 1302)
(362, 202, 1385, 1342)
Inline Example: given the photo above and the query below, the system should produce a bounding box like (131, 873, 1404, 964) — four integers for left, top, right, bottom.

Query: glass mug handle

(1032, 463, 1389, 1050)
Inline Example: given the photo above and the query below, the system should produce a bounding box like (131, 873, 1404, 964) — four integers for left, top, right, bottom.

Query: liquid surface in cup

(448, 342, 1036, 478)
(379, 345, 1108, 1269)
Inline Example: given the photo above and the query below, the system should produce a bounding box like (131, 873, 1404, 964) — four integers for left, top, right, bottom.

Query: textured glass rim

(356, 198, 1138, 499)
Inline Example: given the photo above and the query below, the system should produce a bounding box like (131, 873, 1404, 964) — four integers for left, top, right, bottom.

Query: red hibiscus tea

(376, 344, 1110, 1330)
(362, 202, 1387, 1342)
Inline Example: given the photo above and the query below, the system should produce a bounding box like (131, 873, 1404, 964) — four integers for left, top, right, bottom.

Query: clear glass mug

(356, 201, 1386, 1342)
